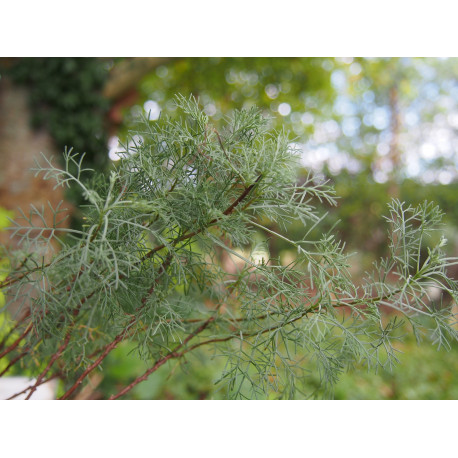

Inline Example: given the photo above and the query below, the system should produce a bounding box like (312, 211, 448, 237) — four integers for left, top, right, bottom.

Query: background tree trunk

(0, 76, 71, 249)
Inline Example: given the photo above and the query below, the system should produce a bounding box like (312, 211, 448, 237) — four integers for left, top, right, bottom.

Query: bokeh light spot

(278, 103, 291, 116)
(265, 84, 279, 99)
(143, 100, 161, 120)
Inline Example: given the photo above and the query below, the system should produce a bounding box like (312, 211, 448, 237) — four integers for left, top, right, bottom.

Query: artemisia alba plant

(0, 95, 457, 399)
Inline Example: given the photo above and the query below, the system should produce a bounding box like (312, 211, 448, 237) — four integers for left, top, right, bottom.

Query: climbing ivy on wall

(7, 57, 109, 170)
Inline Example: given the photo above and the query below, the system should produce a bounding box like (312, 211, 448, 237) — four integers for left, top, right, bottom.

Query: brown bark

(103, 57, 174, 100)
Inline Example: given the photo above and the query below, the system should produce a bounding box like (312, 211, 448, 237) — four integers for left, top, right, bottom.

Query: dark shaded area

(6, 58, 110, 171)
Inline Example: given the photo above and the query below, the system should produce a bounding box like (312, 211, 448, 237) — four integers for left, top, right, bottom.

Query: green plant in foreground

(0, 95, 457, 399)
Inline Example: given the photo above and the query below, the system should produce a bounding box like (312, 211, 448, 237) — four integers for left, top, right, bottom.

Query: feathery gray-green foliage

(1, 95, 457, 399)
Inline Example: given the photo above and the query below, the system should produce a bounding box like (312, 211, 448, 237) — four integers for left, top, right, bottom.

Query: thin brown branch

(103, 58, 175, 100)
(0, 349, 28, 377)
(6, 373, 61, 400)
(178, 304, 320, 356)
(59, 320, 135, 400)
(18, 284, 97, 398)
(0, 252, 92, 362)
(0, 322, 32, 360)
(0, 264, 50, 289)
(59, 254, 173, 400)
(178, 288, 407, 355)
(222, 175, 263, 216)
(141, 175, 262, 262)
(0, 309, 30, 351)
(214, 128, 231, 162)
(109, 315, 217, 400)
(25, 333, 71, 400)
(196, 125, 211, 161)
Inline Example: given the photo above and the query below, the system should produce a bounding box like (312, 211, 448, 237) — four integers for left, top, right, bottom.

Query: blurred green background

(0, 57, 457, 399)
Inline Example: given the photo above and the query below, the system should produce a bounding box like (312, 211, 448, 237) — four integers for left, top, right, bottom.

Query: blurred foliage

(99, 342, 228, 400)
(0, 206, 18, 377)
(6, 57, 110, 171)
(118, 57, 335, 137)
(294, 172, 458, 256)
(0, 207, 13, 309)
(332, 337, 458, 400)
(118, 57, 458, 186)
(333, 57, 458, 184)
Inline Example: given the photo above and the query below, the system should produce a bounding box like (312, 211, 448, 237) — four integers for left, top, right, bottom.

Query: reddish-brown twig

(0, 349, 29, 377)
(0, 322, 32, 360)
(141, 175, 262, 262)
(59, 254, 173, 400)
(0, 254, 90, 361)
(24, 286, 98, 399)
(0, 310, 31, 351)
(109, 315, 216, 400)
(6, 373, 61, 400)
(25, 334, 71, 399)
(59, 320, 135, 400)
(0, 264, 50, 290)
